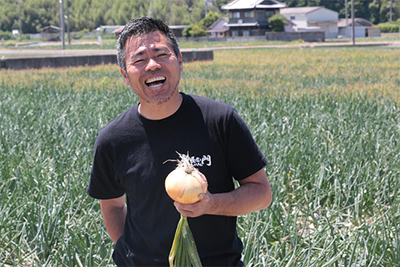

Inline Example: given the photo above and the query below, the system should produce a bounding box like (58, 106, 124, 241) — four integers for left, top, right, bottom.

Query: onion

(165, 153, 208, 204)
(165, 152, 207, 267)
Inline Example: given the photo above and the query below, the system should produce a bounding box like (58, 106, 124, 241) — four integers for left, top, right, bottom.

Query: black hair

(116, 17, 180, 72)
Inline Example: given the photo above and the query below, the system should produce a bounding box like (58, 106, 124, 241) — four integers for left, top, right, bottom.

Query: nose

(145, 57, 161, 72)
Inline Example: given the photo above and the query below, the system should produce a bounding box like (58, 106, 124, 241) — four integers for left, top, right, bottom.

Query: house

(96, 25, 124, 35)
(206, 18, 230, 38)
(280, 6, 338, 38)
(221, 0, 287, 37)
(169, 25, 187, 37)
(113, 25, 187, 38)
(338, 18, 380, 38)
(283, 18, 296, 32)
(40, 26, 61, 41)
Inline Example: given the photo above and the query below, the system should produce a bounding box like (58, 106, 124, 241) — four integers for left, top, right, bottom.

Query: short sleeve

(225, 109, 268, 180)
(87, 139, 125, 199)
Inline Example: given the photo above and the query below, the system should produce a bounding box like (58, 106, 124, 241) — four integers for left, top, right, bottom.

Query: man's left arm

(174, 168, 272, 217)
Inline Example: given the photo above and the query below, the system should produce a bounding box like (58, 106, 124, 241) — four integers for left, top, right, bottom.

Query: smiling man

(87, 17, 272, 266)
(121, 31, 183, 112)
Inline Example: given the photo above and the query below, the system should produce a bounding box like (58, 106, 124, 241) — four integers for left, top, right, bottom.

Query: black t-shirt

(87, 93, 268, 266)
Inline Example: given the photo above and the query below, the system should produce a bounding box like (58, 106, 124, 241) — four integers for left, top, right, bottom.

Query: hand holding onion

(165, 152, 207, 267)
(165, 153, 208, 204)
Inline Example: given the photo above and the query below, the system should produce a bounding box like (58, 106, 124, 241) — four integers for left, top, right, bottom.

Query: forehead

(125, 31, 171, 53)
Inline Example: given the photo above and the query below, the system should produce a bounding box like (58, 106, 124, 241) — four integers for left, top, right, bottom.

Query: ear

(120, 68, 130, 86)
(178, 53, 183, 73)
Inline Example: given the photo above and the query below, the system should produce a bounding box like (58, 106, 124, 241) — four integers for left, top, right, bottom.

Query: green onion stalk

(168, 215, 202, 267)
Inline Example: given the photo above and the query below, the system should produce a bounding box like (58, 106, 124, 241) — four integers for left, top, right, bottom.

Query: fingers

(174, 193, 210, 217)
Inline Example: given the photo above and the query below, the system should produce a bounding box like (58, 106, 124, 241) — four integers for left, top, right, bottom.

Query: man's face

(122, 31, 183, 106)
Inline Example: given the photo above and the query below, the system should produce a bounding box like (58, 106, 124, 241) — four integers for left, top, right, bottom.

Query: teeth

(146, 76, 165, 84)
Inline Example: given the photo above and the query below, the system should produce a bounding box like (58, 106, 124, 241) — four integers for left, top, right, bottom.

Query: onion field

(1, 47, 400, 266)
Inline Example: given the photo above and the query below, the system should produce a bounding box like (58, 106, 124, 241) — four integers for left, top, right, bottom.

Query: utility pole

(59, 0, 65, 50)
(18, 0, 22, 40)
(66, 0, 71, 48)
(351, 0, 355, 45)
(170, 0, 172, 25)
(204, 0, 208, 17)
(389, 0, 393, 21)
(345, 0, 348, 37)
(150, 0, 154, 17)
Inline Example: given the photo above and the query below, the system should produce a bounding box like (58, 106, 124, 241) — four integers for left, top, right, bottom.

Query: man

(87, 16, 272, 266)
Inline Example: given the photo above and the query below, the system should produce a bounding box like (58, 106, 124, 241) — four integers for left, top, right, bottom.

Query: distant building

(206, 18, 229, 38)
(96, 25, 124, 35)
(280, 6, 338, 38)
(169, 25, 187, 38)
(113, 25, 187, 38)
(40, 26, 61, 41)
(338, 18, 380, 38)
(221, 0, 287, 37)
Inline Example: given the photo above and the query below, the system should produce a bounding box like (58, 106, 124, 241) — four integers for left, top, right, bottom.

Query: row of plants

(376, 19, 400, 32)
(1, 47, 399, 266)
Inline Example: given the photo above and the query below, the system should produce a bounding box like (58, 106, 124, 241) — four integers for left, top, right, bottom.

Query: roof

(113, 25, 188, 34)
(222, 0, 287, 10)
(225, 22, 259, 27)
(280, 6, 322, 15)
(206, 18, 229, 33)
(338, 18, 373, 27)
(40, 26, 60, 33)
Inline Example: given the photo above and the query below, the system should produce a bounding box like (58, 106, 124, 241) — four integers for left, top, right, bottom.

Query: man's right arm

(100, 195, 127, 244)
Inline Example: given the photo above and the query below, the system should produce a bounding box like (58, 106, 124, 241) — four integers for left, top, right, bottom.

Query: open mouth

(145, 76, 166, 89)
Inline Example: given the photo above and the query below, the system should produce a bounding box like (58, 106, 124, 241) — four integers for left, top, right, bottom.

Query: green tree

(189, 23, 206, 36)
(199, 11, 219, 28)
(268, 14, 288, 32)
(0, 0, 18, 32)
(210, 0, 230, 12)
(369, 0, 382, 23)
(1, 0, 209, 33)
(23, 0, 59, 33)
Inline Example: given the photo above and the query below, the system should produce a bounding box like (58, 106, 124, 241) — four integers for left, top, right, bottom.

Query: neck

(138, 93, 183, 120)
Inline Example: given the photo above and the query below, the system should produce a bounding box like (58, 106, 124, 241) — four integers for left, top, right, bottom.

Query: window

(243, 30, 250, 36)
(233, 12, 241, 18)
(244, 11, 253, 18)
(231, 30, 239, 37)
(290, 16, 295, 20)
(265, 11, 274, 18)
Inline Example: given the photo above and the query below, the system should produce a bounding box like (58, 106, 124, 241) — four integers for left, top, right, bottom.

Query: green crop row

(1, 47, 399, 266)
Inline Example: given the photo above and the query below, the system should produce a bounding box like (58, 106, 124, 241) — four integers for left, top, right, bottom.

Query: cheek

(124, 76, 130, 86)
(123, 69, 141, 86)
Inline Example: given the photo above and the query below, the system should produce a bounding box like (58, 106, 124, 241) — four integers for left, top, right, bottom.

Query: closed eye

(133, 58, 145, 64)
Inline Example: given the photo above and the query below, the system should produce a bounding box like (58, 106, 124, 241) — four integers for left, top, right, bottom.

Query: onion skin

(165, 153, 208, 204)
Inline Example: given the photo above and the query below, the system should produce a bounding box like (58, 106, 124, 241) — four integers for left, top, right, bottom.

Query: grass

(1, 33, 400, 52)
(1, 46, 400, 266)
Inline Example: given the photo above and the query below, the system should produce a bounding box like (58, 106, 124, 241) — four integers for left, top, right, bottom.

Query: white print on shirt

(191, 155, 212, 167)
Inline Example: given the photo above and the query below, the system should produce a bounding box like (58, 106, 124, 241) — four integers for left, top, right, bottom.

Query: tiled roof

(280, 6, 322, 14)
(222, 0, 287, 10)
(206, 18, 229, 32)
(337, 18, 373, 27)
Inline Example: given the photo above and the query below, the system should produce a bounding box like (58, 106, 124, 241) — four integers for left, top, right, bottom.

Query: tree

(189, 23, 206, 37)
(268, 14, 288, 32)
(0, 0, 18, 32)
(369, 0, 382, 23)
(0, 0, 261, 34)
(199, 11, 219, 28)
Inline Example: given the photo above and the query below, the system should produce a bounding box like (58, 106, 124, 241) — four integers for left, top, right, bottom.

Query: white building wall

(282, 14, 308, 29)
(307, 9, 338, 38)
(282, 8, 339, 38)
(284, 24, 296, 32)
(307, 9, 338, 22)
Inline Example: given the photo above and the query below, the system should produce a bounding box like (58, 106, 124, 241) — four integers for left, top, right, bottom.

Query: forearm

(174, 169, 272, 218)
(100, 196, 127, 243)
(207, 181, 271, 217)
